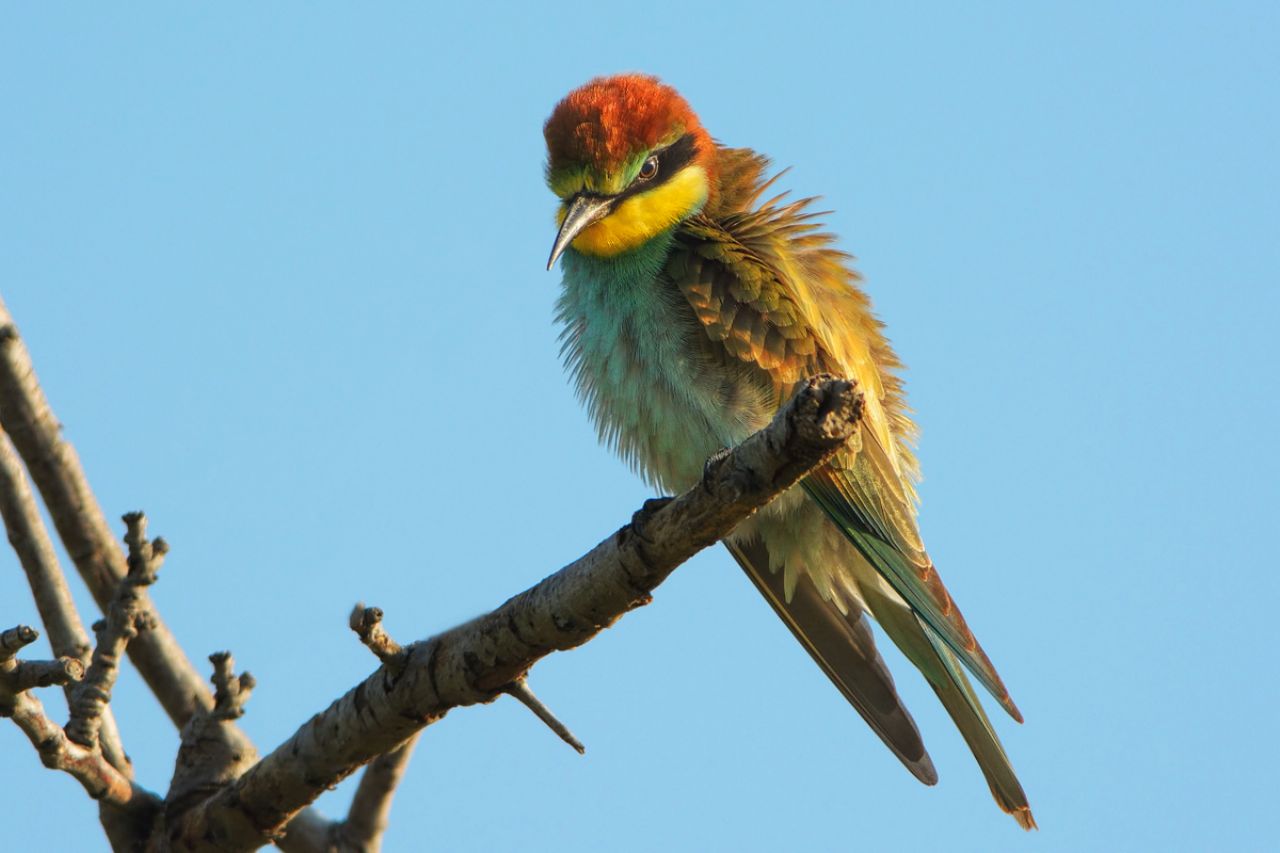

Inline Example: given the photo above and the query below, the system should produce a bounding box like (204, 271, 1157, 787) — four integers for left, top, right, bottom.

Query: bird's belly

(573, 313, 756, 493)
(558, 250, 774, 493)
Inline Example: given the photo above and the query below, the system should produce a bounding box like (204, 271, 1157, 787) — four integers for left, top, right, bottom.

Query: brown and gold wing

(665, 151, 1034, 827)
(669, 153, 1020, 718)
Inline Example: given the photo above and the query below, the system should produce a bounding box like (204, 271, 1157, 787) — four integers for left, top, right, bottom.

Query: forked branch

(0, 625, 159, 817)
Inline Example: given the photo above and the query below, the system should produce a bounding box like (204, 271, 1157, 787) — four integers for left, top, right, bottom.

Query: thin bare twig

(65, 512, 166, 749)
(0, 623, 38, 659)
(209, 651, 255, 720)
(11, 656, 85, 691)
(349, 605, 404, 667)
(166, 375, 865, 852)
(502, 678, 585, 754)
(0, 624, 160, 818)
(0, 624, 84, 688)
(332, 736, 419, 853)
(4, 691, 160, 815)
(0, 433, 91, 662)
(0, 430, 132, 772)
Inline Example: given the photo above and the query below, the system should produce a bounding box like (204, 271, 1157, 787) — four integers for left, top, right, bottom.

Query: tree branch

(330, 606, 416, 853)
(165, 374, 864, 852)
(164, 652, 262, 831)
(0, 296, 864, 851)
(348, 606, 404, 668)
(0, 430, 131, 771)
(502, 678, 585, 754)
(66, 512, 166, 749)
(331, 736, 418, 853)
(0, 433, 91, 662)
(208, 651, 256, 720)
(0, 298, 211, 726)
(1, 624, 83, 683)
(0, 625, 160, 820)
(4, 692, 160, 816)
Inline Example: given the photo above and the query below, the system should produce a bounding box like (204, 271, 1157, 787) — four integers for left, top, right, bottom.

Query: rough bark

(164, 375, 864, 852)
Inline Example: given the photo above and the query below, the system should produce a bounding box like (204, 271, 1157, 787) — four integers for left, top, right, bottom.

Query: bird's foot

(629, 497, 673, 543)
(702, 447, 732, 492)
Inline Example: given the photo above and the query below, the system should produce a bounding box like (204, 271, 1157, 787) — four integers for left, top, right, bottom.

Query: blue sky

(2, 3, 1277, 851)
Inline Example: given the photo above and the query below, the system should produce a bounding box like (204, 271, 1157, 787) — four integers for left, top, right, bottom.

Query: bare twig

(0, 298, 212, 726)
(0, 624, 160, 818)
(332, 736, 419, 853)
(322, 607, 418, 853)
(349, 605, 404, 667)
(4, 691, 160, 816)
(165, 375, 864, 852)
(11, 656, 85, 691)
(0, 623, 38, 659)
(273, 810, 333, 853)
(65, 512, 166, 749)
(164, 653, 262, 829)
(0, 433, 92, 662)
(209, 651, 255, 720)
(0, 624, 84, 690)
(0, 430, 131, 773)
(502, 678, 585, 754)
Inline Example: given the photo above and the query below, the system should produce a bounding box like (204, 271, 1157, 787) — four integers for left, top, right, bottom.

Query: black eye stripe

(567, 134, 700, 210)
(608, 133, 700, 205)
(654, 133, 698, 176)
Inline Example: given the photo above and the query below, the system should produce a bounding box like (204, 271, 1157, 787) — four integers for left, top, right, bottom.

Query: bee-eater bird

(544, 74, 1034, 829)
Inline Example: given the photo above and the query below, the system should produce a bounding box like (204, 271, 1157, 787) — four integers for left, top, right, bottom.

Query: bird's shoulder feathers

(670, 145, 919, 481)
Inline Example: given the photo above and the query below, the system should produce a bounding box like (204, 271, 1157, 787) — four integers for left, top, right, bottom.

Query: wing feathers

(725, 538, 938, 786)
(667, 145, 1031, 824)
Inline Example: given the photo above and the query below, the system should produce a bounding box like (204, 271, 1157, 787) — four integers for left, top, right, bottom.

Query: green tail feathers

(859, 580, 1036, 829)
(803, 475, 1023, 722)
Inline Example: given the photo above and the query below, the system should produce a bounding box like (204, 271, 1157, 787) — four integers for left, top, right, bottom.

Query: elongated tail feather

(858, 580, 1036, 829)
(724, 538, 938, 785)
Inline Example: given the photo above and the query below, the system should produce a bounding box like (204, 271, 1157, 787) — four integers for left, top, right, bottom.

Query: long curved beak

(547, 194, 614, 270)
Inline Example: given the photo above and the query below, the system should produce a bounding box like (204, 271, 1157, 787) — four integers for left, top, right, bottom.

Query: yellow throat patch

(565, 166, 708, 257)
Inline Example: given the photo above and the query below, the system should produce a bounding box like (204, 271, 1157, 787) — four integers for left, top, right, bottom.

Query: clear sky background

(2, 4, 1277, 852)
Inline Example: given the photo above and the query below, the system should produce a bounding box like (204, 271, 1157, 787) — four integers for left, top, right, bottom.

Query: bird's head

(544, 74, 717, 269)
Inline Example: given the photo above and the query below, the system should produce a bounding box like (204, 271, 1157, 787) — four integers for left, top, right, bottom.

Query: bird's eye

(636, 155, 659, 182)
